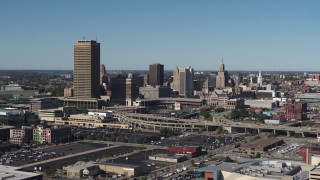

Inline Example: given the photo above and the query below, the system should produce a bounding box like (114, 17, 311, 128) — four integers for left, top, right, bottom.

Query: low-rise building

(88, 111, 113, 118)
(38, 109, 64, 122)
(168, 146, 203, 158)
(139, 86, 172, 99)
(194, 158, 312, 180)
(0, 165, 42, 180)
(0, 108, 25, 126)
(256, 90, 276, 99)
(64, 87, 74, 97)
(225, 99, 245, 110)
(245, 100, 277, 109)
(9, 126, 33, 145)
(53, 114, 129, 129)
(264, 119, 286, 125)
(300, 144, 320, 164)
(0, 125, 13, 142)
(0, 84, 38, 98)
(98, 162, 146, 177)
(284, 99, 307, 121)
(237, 139, 284, 155)
(63, 97, 100, 109)
(149, 153, 187, 163)
(30, 97, 63, 113)
(311, 155, 320, 166)
(33, 125, 71, 144)
(309, 167, 320, 180)
(63, 161, 100, 179)
(205, 90, 230, 108)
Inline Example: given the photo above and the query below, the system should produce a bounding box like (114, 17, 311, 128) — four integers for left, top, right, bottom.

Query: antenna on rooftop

(221, 51, 224, 64)
(82, 36, 86, 40)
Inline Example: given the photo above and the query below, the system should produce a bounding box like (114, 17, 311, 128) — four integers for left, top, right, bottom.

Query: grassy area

(301, 121, 314, 127)
(211, 156, 235, 163)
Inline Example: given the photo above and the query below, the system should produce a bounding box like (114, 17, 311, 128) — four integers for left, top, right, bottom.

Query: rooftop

(99, 161, 143, 168)
(149, 153, 185, 159)
(311, 167, 320, 172)
(196, 162, 242, 172)
(0, 165, 42, 180)
(136, 98, 203, 103)
(240, 138, 283, 149)
(64, 161, 98, 170)
(195, 158, 313, 180)
(0, 125, 14, 130)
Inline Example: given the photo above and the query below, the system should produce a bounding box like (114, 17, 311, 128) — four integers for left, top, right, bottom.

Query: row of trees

(228, 109, 268, 123)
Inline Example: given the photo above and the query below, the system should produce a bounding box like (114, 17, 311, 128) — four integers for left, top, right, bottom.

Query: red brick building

(168, 146, 203, 158)
(284, 99, 307, 121)
(299, 144, 320, 163)
(309, 74, 320, 81)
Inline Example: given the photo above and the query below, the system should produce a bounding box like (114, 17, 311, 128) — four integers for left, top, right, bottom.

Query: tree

(230, 109, 250, 120)
(258, 113, 267, 122)
(215, 108, 225, 113)
(159, 128, 180, 138)
(44, 169, 56, 177)
(255, 152, 261, 158)
(203, 111, 211, 119)
(81, 108, 89, 114)
(198, 129, 203, 135)
(191, 159, 195, 166)
(267, 133, 277, 138)
(51, 87, 64, 96)
(200, 109, 211, 119)
(216, 126, 223, 134)
(224, 156, 234, 162)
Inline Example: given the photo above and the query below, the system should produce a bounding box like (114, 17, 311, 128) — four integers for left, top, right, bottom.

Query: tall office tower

(231, 74, 242, 87)
(149, 63, 164, 86)
(172, 67, 194, 96)
(100, 64, 107, 85)
(73, 40, 100, 98)
(110, 74, 138, 106)
(249, 74, 257, 84)
(203, 77, 210, 93)
(216, 60, 228, 88)
(257, 71, 263, 86)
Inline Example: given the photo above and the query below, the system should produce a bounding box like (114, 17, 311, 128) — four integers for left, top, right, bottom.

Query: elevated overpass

(113, 112, 319, 137)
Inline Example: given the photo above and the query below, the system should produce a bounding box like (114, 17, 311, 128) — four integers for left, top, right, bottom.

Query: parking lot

(73, 127, 160, 144)
(152, 134, 242, 150)
(1, 149, 65, 166)
(1, 141, 143, 167)
(163, 170, 202, 180)
(269, 143, 302, 156)
(111, 148, 172, 172)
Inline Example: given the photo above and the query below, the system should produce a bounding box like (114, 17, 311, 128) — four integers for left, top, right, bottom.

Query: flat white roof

(0, 165, 41, 179)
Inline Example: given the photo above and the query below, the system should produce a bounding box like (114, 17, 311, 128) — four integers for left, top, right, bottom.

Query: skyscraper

(172, 67, 194, 96)
(257, 71, 263, 86)
(149, 63, 164, 87)
(110, 74, 138, 106)
(100, 64, 107, 85)
(216, 60, 228, 88)
(73, 40, 100, 98)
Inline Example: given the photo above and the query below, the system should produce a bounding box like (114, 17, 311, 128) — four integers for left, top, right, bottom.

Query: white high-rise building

(257, 71, 263, 86)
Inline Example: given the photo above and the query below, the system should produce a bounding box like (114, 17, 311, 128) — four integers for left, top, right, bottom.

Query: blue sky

(0, 0, 319, 71)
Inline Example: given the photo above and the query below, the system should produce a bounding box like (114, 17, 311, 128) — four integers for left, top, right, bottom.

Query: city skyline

(0, 0, 319, 71)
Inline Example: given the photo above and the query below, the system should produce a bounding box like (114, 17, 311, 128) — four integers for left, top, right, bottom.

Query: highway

(111, 111, 320, 137)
